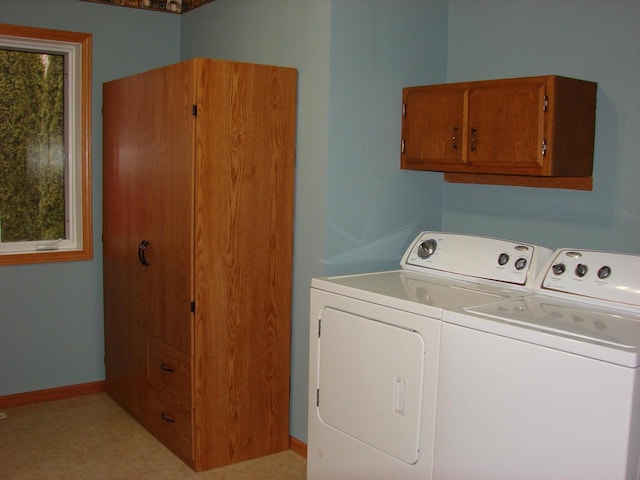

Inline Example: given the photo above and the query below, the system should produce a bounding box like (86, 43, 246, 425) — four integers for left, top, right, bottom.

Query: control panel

(539, 249, 640, 308)
(401, 232, 551, 287)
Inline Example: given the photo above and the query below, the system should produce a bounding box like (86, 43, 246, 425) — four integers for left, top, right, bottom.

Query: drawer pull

(160, 363, 175, 372)
(161, 413, 175, 423)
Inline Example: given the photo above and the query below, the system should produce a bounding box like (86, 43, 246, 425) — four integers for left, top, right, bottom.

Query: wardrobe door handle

(161, 413, 175, 423)
(138, 240, 150, 266)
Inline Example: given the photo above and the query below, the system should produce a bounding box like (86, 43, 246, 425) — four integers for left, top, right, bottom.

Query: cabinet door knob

(452, 127, 458, 150)
(470, 128, 477, 152)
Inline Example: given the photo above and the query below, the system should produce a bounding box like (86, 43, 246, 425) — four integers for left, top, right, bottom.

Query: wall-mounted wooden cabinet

(401, 75, 597, 190)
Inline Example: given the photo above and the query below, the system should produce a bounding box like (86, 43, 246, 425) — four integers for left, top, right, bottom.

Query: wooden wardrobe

(102, 58, 297, 471)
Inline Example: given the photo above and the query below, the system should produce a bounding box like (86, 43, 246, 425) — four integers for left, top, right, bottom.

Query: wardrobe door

(141, 61, 196, 357)
(103, 74, 154, 422)
(104, 61, 196, 423)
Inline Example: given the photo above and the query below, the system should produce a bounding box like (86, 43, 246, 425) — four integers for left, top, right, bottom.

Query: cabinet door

(401, 76, 595, 188)
(466, 78, 546, 174)
(103, 77, 153, 422)
(141, 62, 196, 356)
(103, 62, 196, 423)
(401, 85, 465, 169)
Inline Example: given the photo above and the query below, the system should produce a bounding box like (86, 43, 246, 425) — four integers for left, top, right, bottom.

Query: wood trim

(1, 382, 309, 461)
(289, 436, 307, 459)
(0, 24, 93, 265)
(444, 172, 593, 191)
(0, 381, 106, 409)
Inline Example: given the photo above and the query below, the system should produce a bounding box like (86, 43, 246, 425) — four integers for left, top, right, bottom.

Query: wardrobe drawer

(147, 336, 192, 407)
(148, 386, 193, 462)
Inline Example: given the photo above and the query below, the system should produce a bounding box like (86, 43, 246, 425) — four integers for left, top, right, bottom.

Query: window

(0, 24, 92, 265)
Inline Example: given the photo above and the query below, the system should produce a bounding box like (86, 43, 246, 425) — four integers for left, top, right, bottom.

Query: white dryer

(435, 248, 640, 480)
(307, 232, 551, 480)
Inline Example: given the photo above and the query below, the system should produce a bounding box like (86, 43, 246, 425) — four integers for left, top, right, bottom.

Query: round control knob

(552, 263, 566, 275)
(514, 257, 528, 270)
(417, 239, 437, 259)
(498, 253, 510, 266)
(597, 266, 611, 279)
(575, 263, 588, 278)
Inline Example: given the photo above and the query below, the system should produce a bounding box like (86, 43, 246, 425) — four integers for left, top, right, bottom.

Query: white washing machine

(307, 232, 551, 480)
(435, 248, 640, 480)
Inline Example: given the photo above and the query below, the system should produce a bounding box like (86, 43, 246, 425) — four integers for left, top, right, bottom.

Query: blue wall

(326, 0, 446, 277)
(0, 0, 179, 394)
(180, 0, 333, 443)
(180, 0, 446, 443)
(2, 0, 639, 447)
(443, 0, 640, 252)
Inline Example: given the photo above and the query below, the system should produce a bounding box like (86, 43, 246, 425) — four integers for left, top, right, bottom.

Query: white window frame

(0, 24, 92, 265)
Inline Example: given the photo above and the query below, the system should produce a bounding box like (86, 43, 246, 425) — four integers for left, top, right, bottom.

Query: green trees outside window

(0, 24, 92, 265)
(0, 49, 65, 243)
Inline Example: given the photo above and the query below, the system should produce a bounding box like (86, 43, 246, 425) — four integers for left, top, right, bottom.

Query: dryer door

(317, 307, 425, 464)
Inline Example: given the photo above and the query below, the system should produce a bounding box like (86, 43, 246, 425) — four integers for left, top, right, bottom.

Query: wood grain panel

(444, 172, 593, 190)
(104, 58, 296, 472)
(466, 78, 546, 172)
(401, 85, 465, 168)
(140, 61, 196, 356)
(401, 75, 596, 187)
(104, 73, 153, 423)
(148, 336, 192, 408)
(148, 385, 194, 463)
(193, 59, 296, 470)
(546, 76, 597, 177)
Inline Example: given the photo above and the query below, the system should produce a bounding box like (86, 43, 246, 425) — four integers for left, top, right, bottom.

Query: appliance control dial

(541, 248, 640, 306)
(400, 232, 551, 287)
(514, 257, 528, 270)
(417, 239, 437, 259)
(597, 266, 612, 279)
(575, 263, 588, 278)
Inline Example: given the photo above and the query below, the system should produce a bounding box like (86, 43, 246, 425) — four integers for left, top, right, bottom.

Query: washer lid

(447, 296, 640, 367)
(312, 270, 523, 318)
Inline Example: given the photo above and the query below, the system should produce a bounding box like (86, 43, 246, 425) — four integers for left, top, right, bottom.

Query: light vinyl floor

(0, 393, 306, 480)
